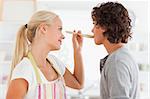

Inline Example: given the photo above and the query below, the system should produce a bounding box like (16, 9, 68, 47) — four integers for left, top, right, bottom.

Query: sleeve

(106, 61, 131, 99)
(11, 59, 33, 87)
(47, 55, 66, 76)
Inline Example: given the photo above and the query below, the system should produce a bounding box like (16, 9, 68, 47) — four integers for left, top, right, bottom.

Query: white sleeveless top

(11, 53, 66, 99)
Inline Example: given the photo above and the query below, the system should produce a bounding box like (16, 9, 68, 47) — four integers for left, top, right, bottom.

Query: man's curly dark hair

(91, 2, 132, 43)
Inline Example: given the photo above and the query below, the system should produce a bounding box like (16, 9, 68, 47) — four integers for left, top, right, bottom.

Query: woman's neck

(30, 42, 50, 67)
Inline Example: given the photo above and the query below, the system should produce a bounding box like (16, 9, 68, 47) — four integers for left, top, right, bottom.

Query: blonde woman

(6, 10, 84, 99)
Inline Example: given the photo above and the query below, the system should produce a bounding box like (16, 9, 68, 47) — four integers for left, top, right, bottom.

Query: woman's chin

(55, 45, 61, 50)
(49, 45, 61, 51)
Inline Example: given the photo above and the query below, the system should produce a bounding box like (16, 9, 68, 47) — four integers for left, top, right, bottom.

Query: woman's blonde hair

(9, 10, 58, 83)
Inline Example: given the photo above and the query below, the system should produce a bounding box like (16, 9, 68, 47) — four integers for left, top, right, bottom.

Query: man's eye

(93, 21, 97, 25)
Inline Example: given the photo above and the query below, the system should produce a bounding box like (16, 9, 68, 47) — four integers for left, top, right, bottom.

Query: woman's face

(44, 17, 65, 50)
(91, 21, 106, 45)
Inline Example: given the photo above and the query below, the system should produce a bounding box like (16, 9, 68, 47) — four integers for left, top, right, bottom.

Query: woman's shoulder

(47, 54, 66, 76)
(13, 57, 33, 73)
(14, 57, 32, 70)
(11, 57, 36, 86)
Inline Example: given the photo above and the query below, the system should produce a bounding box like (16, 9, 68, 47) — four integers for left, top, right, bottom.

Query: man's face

(91, 21, 106, 45)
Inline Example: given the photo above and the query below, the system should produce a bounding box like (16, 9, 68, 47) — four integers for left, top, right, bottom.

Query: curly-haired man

(91, 2, 139, 99)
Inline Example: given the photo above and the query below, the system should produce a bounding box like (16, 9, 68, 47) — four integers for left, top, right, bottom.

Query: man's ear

(39, 23, 48, 34)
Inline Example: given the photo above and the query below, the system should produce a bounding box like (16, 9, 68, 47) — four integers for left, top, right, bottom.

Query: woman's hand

(64, 31, 84, 89)
(72, 30, 83, 52)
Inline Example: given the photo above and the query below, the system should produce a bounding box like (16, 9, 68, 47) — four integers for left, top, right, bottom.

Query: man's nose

(91, 28, 94, 33)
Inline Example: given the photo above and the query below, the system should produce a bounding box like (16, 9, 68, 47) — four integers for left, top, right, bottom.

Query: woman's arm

(64, 31, 84, 89)
(6, 79, 28, 99)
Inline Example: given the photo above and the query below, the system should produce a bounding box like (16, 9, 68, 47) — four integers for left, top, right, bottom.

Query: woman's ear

(39, 23, 48, 34)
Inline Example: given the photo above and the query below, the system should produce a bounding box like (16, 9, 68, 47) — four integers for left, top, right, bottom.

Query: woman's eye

(58, 27, 62, 31)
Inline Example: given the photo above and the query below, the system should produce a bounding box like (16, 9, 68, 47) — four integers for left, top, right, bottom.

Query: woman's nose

(62, 34, 65, 39)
